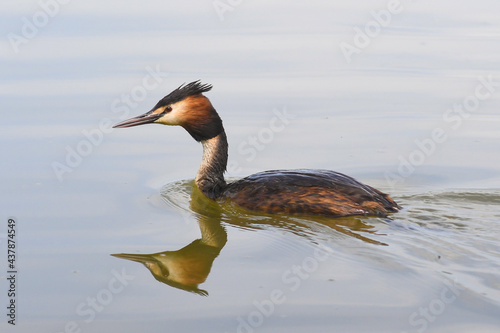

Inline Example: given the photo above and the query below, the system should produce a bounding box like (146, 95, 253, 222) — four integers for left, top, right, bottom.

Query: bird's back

(222, 169, 400, 217)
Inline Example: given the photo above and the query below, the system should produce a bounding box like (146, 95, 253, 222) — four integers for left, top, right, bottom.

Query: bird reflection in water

(112, 188, 227, 296)
(112, 182, 388, 295)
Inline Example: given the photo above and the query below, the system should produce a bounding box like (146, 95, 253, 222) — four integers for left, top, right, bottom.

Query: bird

(113, 80, 400, 217)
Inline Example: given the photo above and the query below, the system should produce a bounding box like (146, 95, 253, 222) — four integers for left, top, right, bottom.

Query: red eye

(165, 106, 172, 112)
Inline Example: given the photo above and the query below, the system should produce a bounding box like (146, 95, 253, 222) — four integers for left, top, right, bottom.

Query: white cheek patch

(155, 109, 183, 125)
(153, 99, 193, 126)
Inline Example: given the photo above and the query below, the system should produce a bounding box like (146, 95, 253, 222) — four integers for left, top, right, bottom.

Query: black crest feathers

(153, 80, 213, 109)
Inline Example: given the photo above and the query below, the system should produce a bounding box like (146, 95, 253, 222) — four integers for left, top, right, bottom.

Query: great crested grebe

(113, 81, 400, 217)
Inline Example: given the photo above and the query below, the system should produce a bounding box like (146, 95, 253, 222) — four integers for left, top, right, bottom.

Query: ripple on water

(389, 189, 500, 305)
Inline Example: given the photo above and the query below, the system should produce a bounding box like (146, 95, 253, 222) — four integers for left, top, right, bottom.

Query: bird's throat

(195, 131, 228, 200)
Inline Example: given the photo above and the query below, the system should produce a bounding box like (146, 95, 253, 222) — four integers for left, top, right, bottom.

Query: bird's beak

(113, 110, 163, 128)
(111, 253, 156, 263)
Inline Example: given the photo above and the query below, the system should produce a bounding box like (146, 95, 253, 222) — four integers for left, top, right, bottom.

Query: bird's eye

(165, 106, 172, 112)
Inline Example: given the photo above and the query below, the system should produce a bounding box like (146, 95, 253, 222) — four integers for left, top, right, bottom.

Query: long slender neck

(195, 130, 228, 200)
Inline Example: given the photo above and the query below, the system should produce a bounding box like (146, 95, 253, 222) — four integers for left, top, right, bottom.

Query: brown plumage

(113, 81, 401, 217)
(223, 170, 399, 217)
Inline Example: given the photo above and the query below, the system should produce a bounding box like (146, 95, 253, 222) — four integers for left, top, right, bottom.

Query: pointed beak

(113, 110, 163, 128)
(111, 253, 156, 263)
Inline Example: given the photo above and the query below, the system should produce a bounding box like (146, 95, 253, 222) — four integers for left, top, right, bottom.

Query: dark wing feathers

(223, 169, 400, 217)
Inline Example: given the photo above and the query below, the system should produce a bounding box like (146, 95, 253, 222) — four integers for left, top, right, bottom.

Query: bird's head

(113, 80, 223, 141)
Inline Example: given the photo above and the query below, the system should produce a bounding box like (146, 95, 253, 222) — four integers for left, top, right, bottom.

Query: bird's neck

(195, 130, 228, 199)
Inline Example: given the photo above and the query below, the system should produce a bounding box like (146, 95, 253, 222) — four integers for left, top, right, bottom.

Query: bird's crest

(153, 80, 212, 109)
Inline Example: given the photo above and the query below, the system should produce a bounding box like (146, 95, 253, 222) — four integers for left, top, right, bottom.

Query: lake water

(1, 1, 500, 332)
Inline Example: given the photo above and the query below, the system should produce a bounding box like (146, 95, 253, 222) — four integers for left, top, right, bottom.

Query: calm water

(2, 1, 500, 332)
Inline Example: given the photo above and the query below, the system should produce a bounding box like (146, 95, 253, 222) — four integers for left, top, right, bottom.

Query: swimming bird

(113, 81, 400, 217)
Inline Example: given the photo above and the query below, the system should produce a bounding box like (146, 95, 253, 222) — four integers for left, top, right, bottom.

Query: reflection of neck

(195, 131, 228, 199)
(198, 217, 227, 249)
